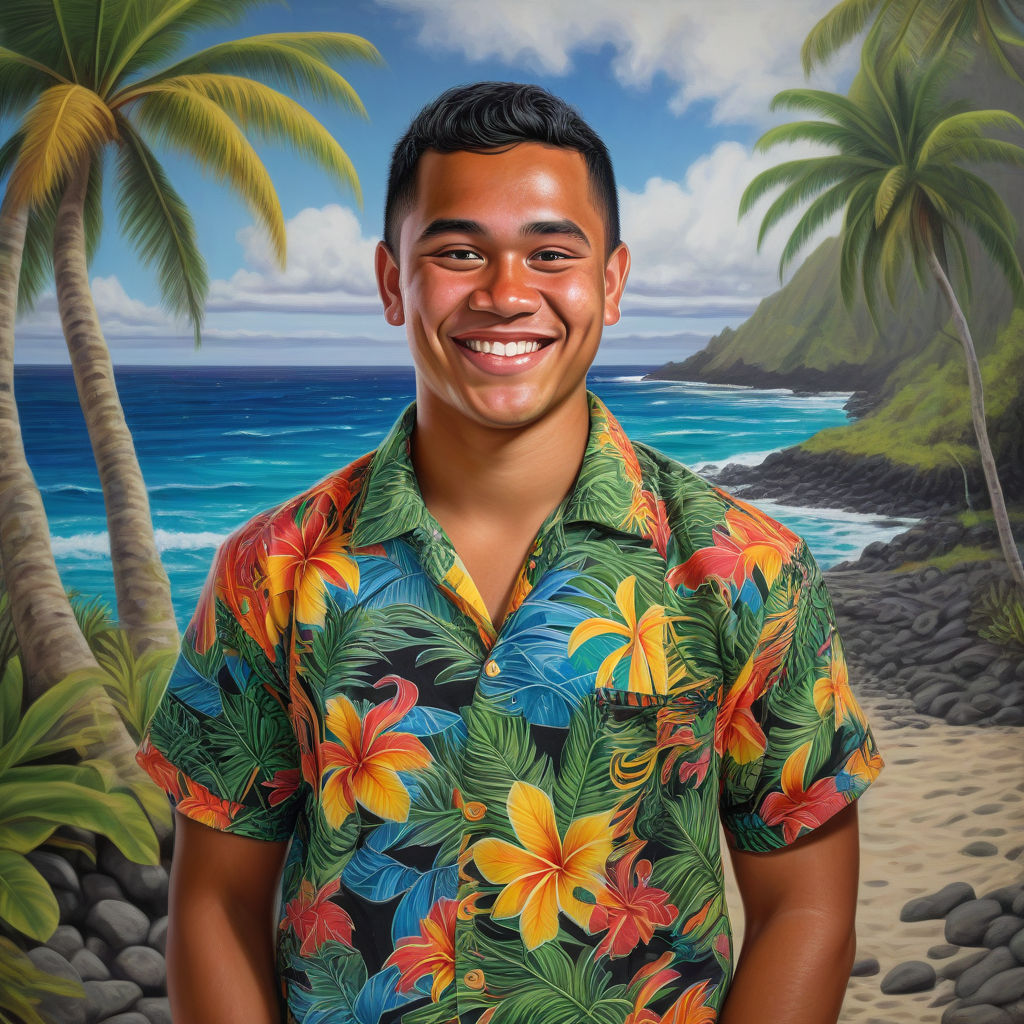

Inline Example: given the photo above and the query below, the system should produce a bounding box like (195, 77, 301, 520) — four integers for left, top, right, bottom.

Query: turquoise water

(17, 364, 915, 623)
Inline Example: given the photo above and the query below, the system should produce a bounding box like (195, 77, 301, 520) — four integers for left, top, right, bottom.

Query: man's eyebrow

(417, 218, 486, 242)
(523, 220, 590, 248)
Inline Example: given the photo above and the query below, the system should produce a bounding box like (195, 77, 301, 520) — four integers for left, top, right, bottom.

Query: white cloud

(376, 0, 853, 123)
(208, 204, 380, 313)
(620, 139, 838, 317)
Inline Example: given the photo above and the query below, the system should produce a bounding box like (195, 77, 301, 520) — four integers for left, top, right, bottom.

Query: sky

(12, 0, 859, 366)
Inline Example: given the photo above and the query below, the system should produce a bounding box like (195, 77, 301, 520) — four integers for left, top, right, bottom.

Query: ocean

(17, 364, 916, 624)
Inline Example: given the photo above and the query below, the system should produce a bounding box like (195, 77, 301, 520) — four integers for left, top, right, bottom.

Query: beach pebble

(83, 979, 142, 1023)
(99, 846, 168, 911)
(46, 925, 85, 960)
(147, 917, 168, 955)
(28, 852, 81, 894)
(111, 947, 166, 995)
(1013, 894, 1024, 917)
(961, 968, 1024, 1008)
(70, 948, 110, 982)
(962, 841, 1000, 858)
(82, 873, 125, 907)
(985, 918, 1024, 948)
(948, 704, 986, 725)
(931, 944, 961, 960)
(957, 949, 1019, 998)
(57, 888, 84, 925)
(135, 997, 172, 1024)
(941, 1005, 1013, 1024)
(1009, 929, 1024, 962)
(851, 957, 880, 976)
(85, 936, 113, 964)
(903, 883, 976, 922)
(86, 901, 149, 951)
(881, 960, 937, 994)
(944, 951, 994, 981)
(948, 902, 1006, 946)
(26, 947, 86, 1024)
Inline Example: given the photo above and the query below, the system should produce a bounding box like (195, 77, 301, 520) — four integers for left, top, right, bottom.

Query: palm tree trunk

(0, 194, 163, 811)
(53, 157, 179, 656)
(926, 245, 1024, 588)
(0, 193, 97, 694)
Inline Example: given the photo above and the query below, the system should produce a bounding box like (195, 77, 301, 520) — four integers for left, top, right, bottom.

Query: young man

(139, 82, 882, 1024)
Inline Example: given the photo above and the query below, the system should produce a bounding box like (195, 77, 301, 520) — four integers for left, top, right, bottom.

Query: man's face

(375, 143, 630, 432)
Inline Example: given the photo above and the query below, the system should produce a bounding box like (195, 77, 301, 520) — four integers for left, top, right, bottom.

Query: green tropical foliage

(1, 0, 381, 337)
(802, 0, 1024, 83)
(740, 53, 1024, 586)
(0, 935, 83, 1024)
(969, 579, 1024, 647)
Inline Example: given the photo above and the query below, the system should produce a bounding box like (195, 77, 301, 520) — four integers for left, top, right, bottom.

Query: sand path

(723, 700, 1024, 1023)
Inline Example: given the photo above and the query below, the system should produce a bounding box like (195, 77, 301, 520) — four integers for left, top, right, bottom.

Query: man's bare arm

(167, 812, 289, 1024)
(720, 803, 860, 1024)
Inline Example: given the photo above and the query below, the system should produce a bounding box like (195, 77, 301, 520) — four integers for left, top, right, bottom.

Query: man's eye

(439, 248, 481, 261)
(532, 250, 570, 262)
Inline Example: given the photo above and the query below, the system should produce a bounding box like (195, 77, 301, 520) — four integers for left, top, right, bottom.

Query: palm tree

(0, 0, 380, 668)
(802, 0, 1024, 82)
(739, 56, 1024, 587)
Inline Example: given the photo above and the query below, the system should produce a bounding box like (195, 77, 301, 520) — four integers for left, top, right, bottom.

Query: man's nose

(468, 256, 541, 316)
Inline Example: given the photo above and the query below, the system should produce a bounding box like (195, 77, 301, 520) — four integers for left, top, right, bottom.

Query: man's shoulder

(628, 438, 805, 581)
(218, 449, 377, 567)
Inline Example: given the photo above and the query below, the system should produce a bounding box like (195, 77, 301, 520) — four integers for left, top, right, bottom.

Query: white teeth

(460, 338, 542, 356)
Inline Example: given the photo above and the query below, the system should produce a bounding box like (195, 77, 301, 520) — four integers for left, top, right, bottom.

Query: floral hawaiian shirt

(139, 392, 882, 1024)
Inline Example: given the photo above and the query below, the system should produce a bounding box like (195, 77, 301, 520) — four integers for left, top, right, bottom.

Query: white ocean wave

(694, 449, 780, 472)
(51, 529, 225, 558)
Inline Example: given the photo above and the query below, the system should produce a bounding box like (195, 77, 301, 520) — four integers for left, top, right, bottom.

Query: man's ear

(375, 241, 405, 326)
(603, 243, 631, 327)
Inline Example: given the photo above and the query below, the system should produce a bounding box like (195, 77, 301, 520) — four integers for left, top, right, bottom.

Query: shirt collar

(349, 391, 648, 549)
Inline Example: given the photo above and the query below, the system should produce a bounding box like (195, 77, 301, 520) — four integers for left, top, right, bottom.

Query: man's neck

(409, 390, 591, 531)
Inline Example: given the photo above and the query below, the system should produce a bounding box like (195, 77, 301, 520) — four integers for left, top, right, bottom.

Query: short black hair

(384, 81, 620, 257)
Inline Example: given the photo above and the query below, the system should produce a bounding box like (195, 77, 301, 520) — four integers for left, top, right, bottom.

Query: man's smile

(450, 331, 556, 358)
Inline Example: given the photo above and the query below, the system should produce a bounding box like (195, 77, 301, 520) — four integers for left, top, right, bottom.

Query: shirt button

(484, 659, 500, 677)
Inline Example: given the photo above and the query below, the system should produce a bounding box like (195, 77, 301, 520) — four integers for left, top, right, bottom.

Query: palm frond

(801, 0, 882, 73)
(0, 46, 69, 120)
(132, 83, 285, 261)
(776, 178, 865, 277)
(752, 120, 867, 154)
(739, 156, 874, 219)
(873, 164, 905, 224)
(919, 109, 1024, 164)
(125, 32, 381, 113)
(6, 83, 115, 209)
(130, 73, 362, 206)
(838, 183, 876, 308)
(101, 0, 270, 91)
(114, 117, 208, 345)
(769, 87, 893, 154)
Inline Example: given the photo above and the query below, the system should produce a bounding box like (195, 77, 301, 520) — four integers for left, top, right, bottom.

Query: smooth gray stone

(82, 873, 125, 907)
(99, 845, 168, 910)
(26, 947, 86, 1024)
(57, 888, 84, 925)
(963, 968, 1024, 1008)
(86, 900, 150, 951)
(851, 957, 879, 976)
(85, 936, 113, 964)
(146, 917, 168, 956)
(963, 842, 1000, 858)
(1013, 893, 1024, 917)
(985, 887, 1024, 912)
(1010, 928, 1024, 963)
(943, 951, 992, 981)
(135, 997, 172, 1024)
(948, 901, 1005, 946)
(903, 883, 977, 922)
(958, 949, 1019, 998)
(110, 946, 166, 994)
(70, 948, 111, 982)
(942, 1005, 1013, 1024)
(986, 918, 1024, 948)
(47, 925, 85, 959)
(931, 944, 961, 960)
(881, 960, 937, 994)
(28, 851, 81, 893)
(83, 979, 142, 1024)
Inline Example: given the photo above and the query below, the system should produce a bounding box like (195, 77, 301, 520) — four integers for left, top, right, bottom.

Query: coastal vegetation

(0, 0, 379, 1013)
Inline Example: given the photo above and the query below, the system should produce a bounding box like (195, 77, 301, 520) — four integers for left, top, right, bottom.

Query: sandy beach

(725, 698, 1024, 1023)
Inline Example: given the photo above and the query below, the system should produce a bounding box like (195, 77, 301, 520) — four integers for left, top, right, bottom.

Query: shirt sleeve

(137, 527, 302, 842)
(717, 540, 883, 852)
